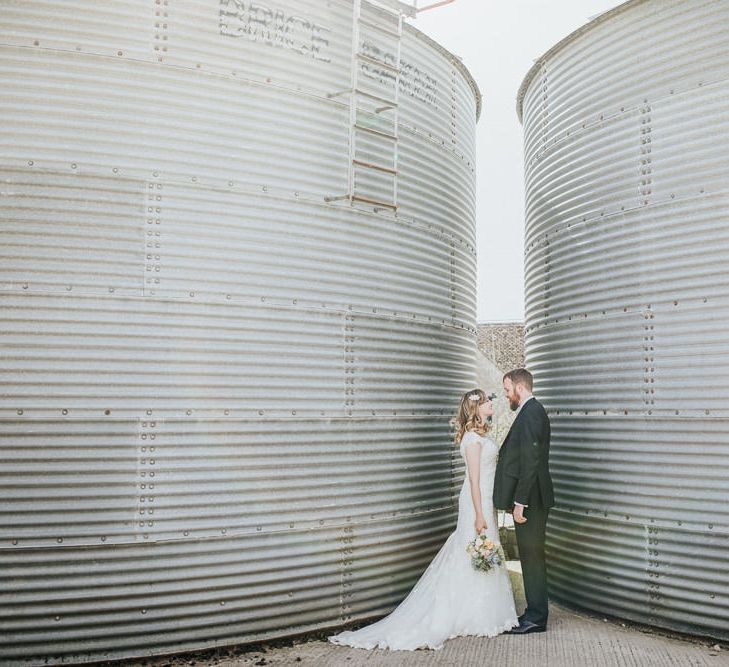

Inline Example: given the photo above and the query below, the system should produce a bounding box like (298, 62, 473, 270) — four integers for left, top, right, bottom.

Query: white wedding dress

(329, 430, 518, 650)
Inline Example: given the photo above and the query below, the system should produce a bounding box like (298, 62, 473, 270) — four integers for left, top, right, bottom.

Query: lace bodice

(459, 430, 499, 472)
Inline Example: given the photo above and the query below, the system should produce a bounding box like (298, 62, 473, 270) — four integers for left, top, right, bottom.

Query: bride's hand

(475, 515, 488, 534)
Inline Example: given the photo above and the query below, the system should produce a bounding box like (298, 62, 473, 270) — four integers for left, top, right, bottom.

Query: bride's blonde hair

(452, 388, 491, 444)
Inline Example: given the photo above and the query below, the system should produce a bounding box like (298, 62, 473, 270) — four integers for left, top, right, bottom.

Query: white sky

(409, 0, 621, 323)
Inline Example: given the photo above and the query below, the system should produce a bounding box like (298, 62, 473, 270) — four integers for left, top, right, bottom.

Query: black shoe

(506, 620, 547, 635)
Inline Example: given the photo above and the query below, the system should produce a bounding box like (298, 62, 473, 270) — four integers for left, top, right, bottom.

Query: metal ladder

(328, 0, 403, 211)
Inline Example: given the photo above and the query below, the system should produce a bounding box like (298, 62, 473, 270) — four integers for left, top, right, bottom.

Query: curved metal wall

(0, 1, 480, 662)
(518, 0, 729, 641)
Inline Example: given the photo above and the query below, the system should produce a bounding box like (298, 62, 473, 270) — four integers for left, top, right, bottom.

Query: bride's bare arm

(464, 439, 487, 533)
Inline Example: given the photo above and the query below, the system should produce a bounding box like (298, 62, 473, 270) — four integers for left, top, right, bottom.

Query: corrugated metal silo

(0, 0, 480, 662)
(518, 0, 729, 641)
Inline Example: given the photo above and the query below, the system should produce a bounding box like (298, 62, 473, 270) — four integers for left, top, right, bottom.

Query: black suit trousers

(514, 495, 549, 625)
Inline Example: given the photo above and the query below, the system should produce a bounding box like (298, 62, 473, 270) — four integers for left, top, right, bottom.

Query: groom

(493, 368, 554, 634)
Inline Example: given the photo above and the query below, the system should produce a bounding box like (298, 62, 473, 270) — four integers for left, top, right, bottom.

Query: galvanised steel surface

(0, 1, 480, 662)
(518, 0, 729, 641)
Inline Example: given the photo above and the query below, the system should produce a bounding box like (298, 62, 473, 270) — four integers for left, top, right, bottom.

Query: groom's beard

(508, 396, 519, 411)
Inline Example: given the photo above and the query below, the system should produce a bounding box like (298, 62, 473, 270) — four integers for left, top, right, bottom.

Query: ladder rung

(362, 0, 404, 18)
(354, 123, 397, 141)
(327, 88, 352, 99)
(359, 17, 401, 39)
(354, 88, 398, 107)
(353, 159, 397, 175)
(352, 194, 398, 209)
(357, 52, 400, 73)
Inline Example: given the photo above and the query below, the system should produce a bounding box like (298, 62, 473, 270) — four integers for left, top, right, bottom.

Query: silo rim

(404, 22, 482, 121)
(515, 0, 641, 123)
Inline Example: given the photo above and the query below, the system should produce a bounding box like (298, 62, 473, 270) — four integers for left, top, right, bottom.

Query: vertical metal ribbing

(144, 179, 163, 296)
(639, 101, 653, 206)
(344, 312, 356, 415)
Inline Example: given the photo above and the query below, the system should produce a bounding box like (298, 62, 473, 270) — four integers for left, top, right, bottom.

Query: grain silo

(0, 0, 480, 662)
(518, 0, 729, 641)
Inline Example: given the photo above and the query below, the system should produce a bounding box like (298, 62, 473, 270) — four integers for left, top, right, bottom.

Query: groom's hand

(513, 503, 527, 524)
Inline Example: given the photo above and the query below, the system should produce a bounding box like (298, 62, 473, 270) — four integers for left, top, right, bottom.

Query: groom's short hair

(504, 368, 533, 391)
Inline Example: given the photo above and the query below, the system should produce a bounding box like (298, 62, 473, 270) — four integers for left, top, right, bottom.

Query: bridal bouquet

(466, 534, 505, 573)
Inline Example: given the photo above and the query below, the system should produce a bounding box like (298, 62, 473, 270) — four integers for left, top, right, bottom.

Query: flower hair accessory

(468, 393, 481, 401)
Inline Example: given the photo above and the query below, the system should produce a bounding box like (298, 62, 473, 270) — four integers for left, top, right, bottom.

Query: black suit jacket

(493, 397, 554, 510)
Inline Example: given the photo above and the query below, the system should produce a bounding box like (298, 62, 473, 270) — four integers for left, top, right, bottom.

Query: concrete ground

(116, 563, 728, 667)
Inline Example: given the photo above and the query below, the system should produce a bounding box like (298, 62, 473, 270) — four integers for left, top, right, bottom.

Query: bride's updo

(452, 388, 491, 444)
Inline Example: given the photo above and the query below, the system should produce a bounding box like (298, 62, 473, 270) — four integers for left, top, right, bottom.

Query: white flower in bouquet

(466, 532, 505, 573)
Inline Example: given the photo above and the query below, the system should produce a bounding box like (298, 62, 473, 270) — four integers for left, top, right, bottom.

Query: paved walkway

(119, 564, 728, 667)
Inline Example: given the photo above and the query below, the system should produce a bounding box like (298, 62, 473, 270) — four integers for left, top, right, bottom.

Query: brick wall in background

(477, 322, 525, 374)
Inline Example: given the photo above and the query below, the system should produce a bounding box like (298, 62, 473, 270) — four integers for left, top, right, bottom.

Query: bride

(329, 388, 518, 650)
